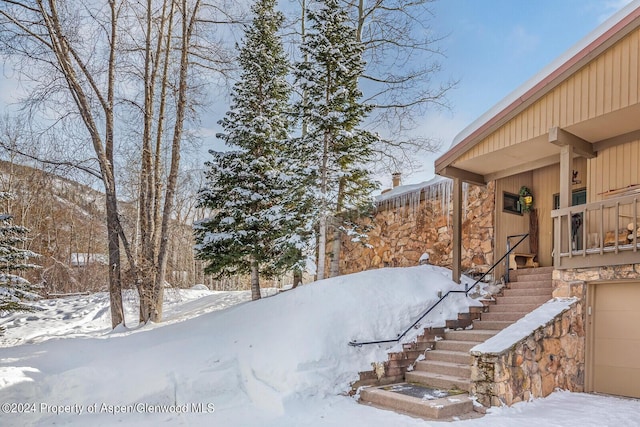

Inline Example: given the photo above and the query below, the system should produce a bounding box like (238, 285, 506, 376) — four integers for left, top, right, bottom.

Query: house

(436, 1, 640, 401)
(70, 253, 108, 267)
(356, 1, 640, 417)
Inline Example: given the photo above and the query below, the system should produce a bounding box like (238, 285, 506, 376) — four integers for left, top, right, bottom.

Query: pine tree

(195, 0, 309, 300)
(294, 0, 378, 280)
(0, 192, 40, 316)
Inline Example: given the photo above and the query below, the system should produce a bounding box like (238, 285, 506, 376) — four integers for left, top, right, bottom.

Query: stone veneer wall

(553, 263, 640, 299)
(336, 181, 495, 275)
(470, 300, 585, 407)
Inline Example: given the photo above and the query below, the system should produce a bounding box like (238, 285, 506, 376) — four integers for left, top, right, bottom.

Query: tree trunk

(38, 0, 127, 328)
(149, 0, 199, 322)
(317, 213, 327, 280)
(106, 192, 125, 328)
(293, 267, 302, 288)
(329, 225, 341, 277)
(250, 258, 261, 301)
(329, 178, 346, 278)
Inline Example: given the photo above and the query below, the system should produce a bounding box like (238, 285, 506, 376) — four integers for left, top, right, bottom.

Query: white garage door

(592, 281, 640, 398)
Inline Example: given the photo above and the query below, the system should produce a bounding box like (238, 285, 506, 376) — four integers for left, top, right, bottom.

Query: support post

(452, 177, 462, 284)
(559, 144, 573, 209)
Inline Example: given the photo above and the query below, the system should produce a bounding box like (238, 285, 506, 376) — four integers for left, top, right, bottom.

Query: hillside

(0, 160, 109, 293)
(0, 160, 287, 294)
(0, 160, 214, 294)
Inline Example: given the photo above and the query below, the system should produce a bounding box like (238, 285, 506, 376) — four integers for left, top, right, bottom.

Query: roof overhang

(435, 1, 640, 182)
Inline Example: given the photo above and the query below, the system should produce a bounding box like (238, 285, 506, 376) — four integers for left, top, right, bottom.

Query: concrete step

(472, 320, 514, 330)
(424, 349, 471, 365)
(507, 279, 552, 290)
(444, 329, 498, 342)
(359, 384, 474, 420)
(480, 299, 496, 308)
(515, 274, 553, 283)
(495, 295, 550, 305)
(405, 370, 471, 392)
(469, 306, 484, 314)
(502, 287, 552, 297)
(489, 303, 542, 313)
(436, 339, 479, 352)
(415, 360, 471, 378)
(480, 311, 527, 322)
(446, 318, 473, 329)
(511, 266, 554, 278)
(482, 311, 527, 320)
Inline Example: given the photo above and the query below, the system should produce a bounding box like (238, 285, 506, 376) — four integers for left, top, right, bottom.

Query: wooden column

(550, 126, 594, 208)
(452, 177, 462, 284)
(559, 144, 573, 209)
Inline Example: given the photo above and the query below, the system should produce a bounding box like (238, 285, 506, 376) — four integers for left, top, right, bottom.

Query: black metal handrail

(348, 233, 529, 347)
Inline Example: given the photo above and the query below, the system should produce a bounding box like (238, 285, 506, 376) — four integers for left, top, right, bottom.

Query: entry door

(591, 282, 640, 398)
(553, 189, 586, 250)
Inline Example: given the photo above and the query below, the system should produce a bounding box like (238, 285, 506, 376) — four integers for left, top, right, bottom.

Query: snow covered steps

(359, 383, 473, 420)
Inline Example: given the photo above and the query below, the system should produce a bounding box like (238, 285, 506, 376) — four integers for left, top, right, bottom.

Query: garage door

(592, 282, 640, 398)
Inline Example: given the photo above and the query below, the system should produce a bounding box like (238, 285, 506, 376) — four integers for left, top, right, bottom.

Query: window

(503, 192, 522, 215)
(553, 188, 586, 209)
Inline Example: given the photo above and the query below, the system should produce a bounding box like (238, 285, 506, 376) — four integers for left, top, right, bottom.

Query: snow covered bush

(0, 192, 41, 317)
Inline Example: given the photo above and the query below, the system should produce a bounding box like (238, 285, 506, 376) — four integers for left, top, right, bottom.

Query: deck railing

(551, 193, 640, 269)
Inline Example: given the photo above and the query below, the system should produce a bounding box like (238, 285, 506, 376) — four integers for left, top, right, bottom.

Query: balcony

(551, 192, 640, 270)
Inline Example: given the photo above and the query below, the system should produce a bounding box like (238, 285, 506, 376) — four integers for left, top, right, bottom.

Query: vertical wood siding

(494, 173, 532, 280)
(588, 139, 640, 202)
(457, 27, 640, 164)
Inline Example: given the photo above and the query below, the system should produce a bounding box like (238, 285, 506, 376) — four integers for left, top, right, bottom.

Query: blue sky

(0, 0, 635, 189)
(401, 0, 636, 185)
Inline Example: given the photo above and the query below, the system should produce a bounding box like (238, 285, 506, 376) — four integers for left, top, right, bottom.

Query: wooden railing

(551, 193, 640, 269)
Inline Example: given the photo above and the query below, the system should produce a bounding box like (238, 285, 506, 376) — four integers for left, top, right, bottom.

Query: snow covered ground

(0, 265, 638, 426)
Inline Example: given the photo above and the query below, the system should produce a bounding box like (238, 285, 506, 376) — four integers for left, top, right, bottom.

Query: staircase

(359, 266, 554, 420)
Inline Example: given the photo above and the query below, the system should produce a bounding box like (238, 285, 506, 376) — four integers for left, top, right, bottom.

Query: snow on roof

(470, 297, 578, 355)
(447, 0, 640, 152)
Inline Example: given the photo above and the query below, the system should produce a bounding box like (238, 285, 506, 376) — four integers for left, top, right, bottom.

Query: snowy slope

(0, 265, 638, 426)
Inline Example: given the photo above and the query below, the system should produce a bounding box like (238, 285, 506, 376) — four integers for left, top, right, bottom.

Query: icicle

(374, 177, 470, 222)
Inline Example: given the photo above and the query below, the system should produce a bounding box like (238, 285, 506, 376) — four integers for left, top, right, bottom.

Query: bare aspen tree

(0, 0, 236, 326)
(0, 0, 127, 327)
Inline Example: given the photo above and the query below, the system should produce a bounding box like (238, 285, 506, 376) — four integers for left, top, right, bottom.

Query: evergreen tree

(195, 0, 309, 300)
(0, 192, 40, 316)
(294, 0, 378, 280)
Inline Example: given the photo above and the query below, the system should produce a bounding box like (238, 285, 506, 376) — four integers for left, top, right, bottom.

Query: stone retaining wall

(553, 264, 640, 299)
(336, 181, 495, 275)
(470, 300, 585, 407)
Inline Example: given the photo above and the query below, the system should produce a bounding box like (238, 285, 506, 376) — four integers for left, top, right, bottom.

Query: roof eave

(435, 2, 640, 176)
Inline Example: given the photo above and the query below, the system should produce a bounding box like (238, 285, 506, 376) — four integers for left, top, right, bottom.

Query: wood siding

(586, 138, 640, 234)
(495, 173, 532, 281)
(457, 27, 640, 163)
(588, 138, 640, 202)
